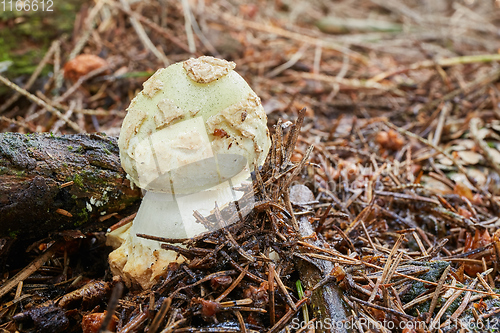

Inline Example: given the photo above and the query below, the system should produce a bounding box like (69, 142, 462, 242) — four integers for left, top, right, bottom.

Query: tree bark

(0, 132, 141, 240)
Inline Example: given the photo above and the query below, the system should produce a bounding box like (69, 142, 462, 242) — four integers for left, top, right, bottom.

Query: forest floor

(2, 0, 500, 332)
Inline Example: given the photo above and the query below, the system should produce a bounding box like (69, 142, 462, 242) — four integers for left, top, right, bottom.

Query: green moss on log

(0, 132, 141, 240)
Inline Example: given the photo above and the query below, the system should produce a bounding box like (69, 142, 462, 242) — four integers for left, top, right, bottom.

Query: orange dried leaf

(471, 193, 484, 205)
(64, 54, 108, 82)
(82, 312, 117, 333)
(369, 307, 386, 321)
(493, 229, 500, 243)
(458, 207, 473, 219)
(239, 4, 258, 18)
(474, 229, 491, 249)
(473, 299, 488, 313)
(463, 229, 492, 276)
(464, 232, 473, 253)
(376, 129, 405, 151)
(453, 264, 465, 283)
(291, 152, 303, 162)
(453, 181, 474, 201)
(375, 131, 389, 147)
(402, 328, 417, 333)
(464, 229, 491, 253)
(331, 265, 346, 282)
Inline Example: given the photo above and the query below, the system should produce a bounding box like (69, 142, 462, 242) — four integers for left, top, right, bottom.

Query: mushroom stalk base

(108, 183, 242, 289)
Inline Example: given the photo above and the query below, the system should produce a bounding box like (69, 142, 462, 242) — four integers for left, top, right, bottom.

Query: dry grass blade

(429, 285, 466, 330)
(118, 0, 169, 65)
(0, 75, 82, 132)
(350, 296, 415, 320)
(283, 108, 306, 170)
(443, 278, 478, 328)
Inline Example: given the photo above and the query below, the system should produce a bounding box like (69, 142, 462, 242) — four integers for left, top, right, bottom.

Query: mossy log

(0, 132, 141, 240)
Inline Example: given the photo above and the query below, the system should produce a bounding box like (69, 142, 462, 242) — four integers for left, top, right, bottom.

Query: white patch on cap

(155, 98, 185, 129)
(183, 56, 236, 84)
(119, 108, 147, 150)
(206, 92, 264, 140)
(142, 71, 164, 98)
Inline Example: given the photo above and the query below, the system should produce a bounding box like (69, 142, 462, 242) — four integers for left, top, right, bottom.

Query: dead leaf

(454, 181, 474, 200)
(467, 168, 487, 188)
(420, 175, 453, 195)
(376, 129, 405, 151)
(64, 54, 108, 82)
(463, 229, 492, 276)
(82, 312, 118, 333)
(450, 139, 476, 150)
(449, 173, 475, 190)
(457, 207, 472, 219)
(437, 154, 453, 166)
(456, 151, 483, 165)
(487, 147, 500, 164)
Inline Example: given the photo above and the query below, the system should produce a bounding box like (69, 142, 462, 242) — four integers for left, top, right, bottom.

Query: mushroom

(107, 56, 271, 288)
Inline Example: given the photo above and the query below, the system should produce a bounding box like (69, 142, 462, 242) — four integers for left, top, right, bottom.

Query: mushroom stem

(109, 170, 250, 289)
(131, 191, 188, 247)
(132, 181, 241, 248)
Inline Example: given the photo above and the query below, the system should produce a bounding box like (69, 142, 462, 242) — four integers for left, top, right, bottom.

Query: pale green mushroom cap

(118, 56, 271, 193)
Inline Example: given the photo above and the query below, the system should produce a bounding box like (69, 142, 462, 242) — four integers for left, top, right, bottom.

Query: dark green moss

(73, 173, 83, 188)
(443, 295, 462, 318)
(80, 169, 106, 184)
(401, 261, 450, 315)
(0, 0, 83, 78)
(0, 166, 25, 177)
(74, 208, 88, 226)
